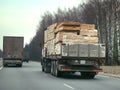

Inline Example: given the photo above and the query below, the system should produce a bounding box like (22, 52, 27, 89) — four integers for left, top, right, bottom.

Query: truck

(41, 22, 105, 78)
(3, 36, 24, 67)
(22, 51, 29, 62)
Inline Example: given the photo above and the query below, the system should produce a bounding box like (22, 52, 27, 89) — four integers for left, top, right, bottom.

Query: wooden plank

(80, 29, 98, 37)
(80, 24, 95, 30)
(56, 22, 80, 29)
(44, 29, 55, 42)
(55, 43, 62, 55)
(47, 23, 58, 32)
(46, 39, 55, 55)
(55, 31, 78, 43)
(62, 35, 98, 44)
(55, 26, 80, 33)
(44, 30, 48, 43)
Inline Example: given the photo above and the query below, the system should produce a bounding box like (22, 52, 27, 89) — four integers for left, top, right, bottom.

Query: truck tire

(51, 61, 54, 75)
(19, 64, 22, 67)
(55, 68, 61, 77)
(88, 72, 96, 79)
(44, 63, 50, 73)
(54, 61, 62, 77)
(81, 72, 96, 79)
(3, 64, 7, 67)
(42, 66, 44, 72)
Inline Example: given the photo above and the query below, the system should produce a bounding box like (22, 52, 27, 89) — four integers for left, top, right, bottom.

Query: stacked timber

(46, 39, 55, 55)
(44, 23, 57, 43)
(54, 22, 80, 33)
(80, 24, 95, 30)
(44, 22, 98, 55)
(80, 29, 97, 37)
(44, 23, 57, 55)
(55, 31, 78, 43)
(62, 35, 98, 44)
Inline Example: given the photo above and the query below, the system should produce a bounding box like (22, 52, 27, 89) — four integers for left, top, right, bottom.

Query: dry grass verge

(101, 66, 120, 75)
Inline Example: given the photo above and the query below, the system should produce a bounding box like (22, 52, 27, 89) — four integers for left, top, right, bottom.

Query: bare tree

(28, 0, 120, 64)
(0, 49, 2, 58)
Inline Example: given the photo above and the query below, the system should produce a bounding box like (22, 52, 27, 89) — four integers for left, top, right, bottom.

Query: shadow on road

(47, 72, 100, 80)
(59, 74, 96, 80)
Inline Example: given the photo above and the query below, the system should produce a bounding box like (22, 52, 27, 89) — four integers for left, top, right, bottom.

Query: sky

(0, 0, 85, 50)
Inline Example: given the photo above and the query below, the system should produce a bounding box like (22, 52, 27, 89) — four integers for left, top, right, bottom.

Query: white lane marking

(64, 83, 75, 89)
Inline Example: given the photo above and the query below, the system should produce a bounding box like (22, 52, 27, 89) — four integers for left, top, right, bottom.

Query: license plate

(80, 60, 86, 64)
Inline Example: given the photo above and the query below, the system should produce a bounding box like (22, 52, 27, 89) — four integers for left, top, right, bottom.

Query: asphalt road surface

(0, 61, 120, 90)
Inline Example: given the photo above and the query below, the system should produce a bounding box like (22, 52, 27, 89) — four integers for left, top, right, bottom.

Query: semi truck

(22, 51, 29, 62)
(41, 22, 105, 78)
(3, 36, 24, 67)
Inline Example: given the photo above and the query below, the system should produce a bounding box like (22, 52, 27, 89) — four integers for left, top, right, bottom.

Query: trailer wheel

(3, 64, 7, 67)
(55, 67, 61, 77)
(81, 72, 96, 79)
(42, 66, 44, 72)
(44, 63, 50, 73)
(54, 61, 62, 77)
(88, 72, 96, 79)
(44, 64, 48, 73)
(18, 64, 22, 67)
(51, 61, 54, 75)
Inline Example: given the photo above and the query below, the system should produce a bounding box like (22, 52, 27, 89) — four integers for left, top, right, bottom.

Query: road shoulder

(99, 72, 120, 78)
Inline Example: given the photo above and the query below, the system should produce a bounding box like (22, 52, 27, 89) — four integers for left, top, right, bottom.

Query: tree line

(26, 0, 120, 65)
(0, 49, 2, 58)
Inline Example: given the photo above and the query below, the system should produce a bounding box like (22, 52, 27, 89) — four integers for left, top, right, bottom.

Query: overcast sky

(0, 0, 85, 50)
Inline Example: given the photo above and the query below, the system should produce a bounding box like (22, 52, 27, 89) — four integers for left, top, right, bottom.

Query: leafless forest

(24, 0, 120, 65)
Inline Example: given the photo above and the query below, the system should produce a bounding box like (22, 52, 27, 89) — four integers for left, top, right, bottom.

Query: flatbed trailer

(41, 22, 106, 78)
(41, 43, 105, 78)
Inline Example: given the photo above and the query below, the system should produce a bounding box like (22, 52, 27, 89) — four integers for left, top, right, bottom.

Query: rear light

(61, 66, 71, 71)
(93, 69, 102, 72)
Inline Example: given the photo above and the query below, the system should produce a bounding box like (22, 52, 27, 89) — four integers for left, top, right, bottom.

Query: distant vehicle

(41, 22, 106, 78)
(22, 51, 29, 63)
(3, 36, 24, 67)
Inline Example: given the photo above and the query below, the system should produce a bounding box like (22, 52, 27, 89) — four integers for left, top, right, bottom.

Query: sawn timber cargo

(41, 22, 106, 78)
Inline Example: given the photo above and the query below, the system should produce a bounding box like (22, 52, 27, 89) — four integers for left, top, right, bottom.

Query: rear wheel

(54, 61, 62, 77)
(44, 63, 51, 73)
(3, 64, 7, 67)
(18, 64, 22, 67)
(42, 66, 44, 72)
(81, 72, 96, 79)
(51, 61, 54, 75)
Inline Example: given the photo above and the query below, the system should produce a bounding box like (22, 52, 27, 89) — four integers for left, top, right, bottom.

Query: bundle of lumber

(44, 22, 97, 43)
(80, 29, 98, 37)
(44, 29, 55, 43)
(55, 31, 78, 43)
(54, 22, 80, 33)
(46, 39, 55, 55)
(62, 34, 98, 44)
(80, 24, 95, 30)
(44, 22, 98, 55)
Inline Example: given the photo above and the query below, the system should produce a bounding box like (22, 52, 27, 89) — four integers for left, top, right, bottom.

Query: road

(0, 61, 120, 90)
